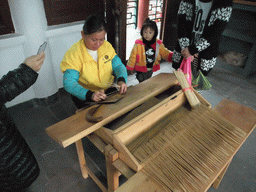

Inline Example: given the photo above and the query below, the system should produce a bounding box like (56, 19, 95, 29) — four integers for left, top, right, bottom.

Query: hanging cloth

(179, 57, 192, 86)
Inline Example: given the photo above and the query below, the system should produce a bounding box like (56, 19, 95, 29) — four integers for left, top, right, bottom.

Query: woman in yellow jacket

(126, 18, 173, 83)
(60, 14, 128, 109)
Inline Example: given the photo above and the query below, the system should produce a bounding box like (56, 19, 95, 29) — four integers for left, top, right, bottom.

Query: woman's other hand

(117, 81, 127, 94)
(92, 89, 106, 102)
(24, 52, 46, 72)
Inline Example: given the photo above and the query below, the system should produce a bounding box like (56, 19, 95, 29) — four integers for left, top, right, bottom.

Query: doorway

(126, 0, 165, 60)
(105, 0, 167, 64)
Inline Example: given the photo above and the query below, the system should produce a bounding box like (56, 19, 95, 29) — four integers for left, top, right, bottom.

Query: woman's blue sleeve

(112, 55, 128, 83)
(63, 69, 88, 100)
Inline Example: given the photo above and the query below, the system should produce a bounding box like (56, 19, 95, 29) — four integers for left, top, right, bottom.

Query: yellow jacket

(126, 38, 173, 72)
(60, 39, 116, 92)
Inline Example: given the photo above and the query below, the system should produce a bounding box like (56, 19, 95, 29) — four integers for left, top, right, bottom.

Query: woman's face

(81, 30, 106, 51)
(143, 27, 155, 41)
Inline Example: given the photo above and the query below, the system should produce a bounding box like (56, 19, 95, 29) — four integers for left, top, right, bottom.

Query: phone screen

(37, 41, 47, 55)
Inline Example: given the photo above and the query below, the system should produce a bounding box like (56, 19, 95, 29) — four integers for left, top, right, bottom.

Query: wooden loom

(45, 73, 256, 192)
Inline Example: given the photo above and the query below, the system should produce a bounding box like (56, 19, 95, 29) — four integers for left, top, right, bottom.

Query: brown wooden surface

(75, 140, 88, 179)
(114, 90, 186, 145)
(112, 91, 187, 172)
(212, 161, 231, 189)
(115, 171, 166, 192)
(115, 98, 256, 192)
(113, 159, 135, 179)
(46, 73, 178, 148)
(105, 145, 119, 192)
(233, 0, 256, 6)
(0, 0, 15, 35)
(110, 88, 211, 173)
(214, 98, 256, 134)
(42, 0, 104, 26)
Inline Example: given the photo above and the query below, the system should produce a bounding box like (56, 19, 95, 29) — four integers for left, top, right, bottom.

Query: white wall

(0, 0, 83, 107)
(46, 24, 83, 89)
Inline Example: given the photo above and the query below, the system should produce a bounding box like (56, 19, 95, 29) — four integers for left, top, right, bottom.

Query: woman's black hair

(140, 18, 158, 40)
(83, 14, 108, 35)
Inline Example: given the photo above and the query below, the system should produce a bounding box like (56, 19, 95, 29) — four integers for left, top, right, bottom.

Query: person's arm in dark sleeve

(0, 64, 38, 105)
(188, 1, 233, 55)
(172, 0, 194, 69)
(176, 0, 194, 50)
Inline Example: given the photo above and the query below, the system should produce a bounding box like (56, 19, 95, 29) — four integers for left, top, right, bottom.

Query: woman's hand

(24, 52, 46, 72)
(117, 81, 127, 94)
(92, 89, 107, 102)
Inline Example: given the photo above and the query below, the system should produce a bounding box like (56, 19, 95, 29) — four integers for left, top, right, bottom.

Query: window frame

(0, 0, 15, 36)
(43, 0, 105, 26)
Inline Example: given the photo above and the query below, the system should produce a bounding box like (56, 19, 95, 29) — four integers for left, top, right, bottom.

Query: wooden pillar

(105, 145, 119, 192)
(138, 0, 150, 29)
(75, 140, 88, 179)
(8, 0, 58, 98)
(106, 0, 127, 64)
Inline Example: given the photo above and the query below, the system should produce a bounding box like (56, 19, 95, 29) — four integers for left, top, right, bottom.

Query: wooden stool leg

(75, 139, 88, 179)
(212, 161, 231, 189)
(105, 145, 119, 192)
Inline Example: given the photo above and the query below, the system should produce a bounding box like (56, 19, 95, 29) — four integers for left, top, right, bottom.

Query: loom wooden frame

(46, 73, 256, 192)
(114, 98, 256, 192)
(112, 89, 210, 172)
(46, 73, 178, 191)
(88, 89, 211, 191)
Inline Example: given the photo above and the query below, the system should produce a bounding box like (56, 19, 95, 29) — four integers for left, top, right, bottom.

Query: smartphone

(37, 41, 47, 55)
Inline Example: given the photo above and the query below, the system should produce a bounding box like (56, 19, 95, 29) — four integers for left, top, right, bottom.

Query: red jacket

(126, 38, 173, 72)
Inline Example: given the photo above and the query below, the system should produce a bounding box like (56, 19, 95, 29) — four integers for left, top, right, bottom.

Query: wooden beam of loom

(45, 73, 178, 148)
(111, 89, 211, 172)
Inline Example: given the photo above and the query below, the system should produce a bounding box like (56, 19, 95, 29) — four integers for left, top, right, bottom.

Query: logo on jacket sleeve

(104, 55, 111, 64)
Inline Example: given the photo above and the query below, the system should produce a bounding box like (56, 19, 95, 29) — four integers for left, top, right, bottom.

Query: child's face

(143, 27, 155, 41)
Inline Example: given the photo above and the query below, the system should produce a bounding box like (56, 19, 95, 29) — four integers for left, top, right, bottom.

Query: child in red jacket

(126, 18, 173, 83)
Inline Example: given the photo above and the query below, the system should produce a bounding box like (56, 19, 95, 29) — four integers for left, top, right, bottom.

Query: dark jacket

(0, 64, 40, 191)
(172, 0, 233, 75)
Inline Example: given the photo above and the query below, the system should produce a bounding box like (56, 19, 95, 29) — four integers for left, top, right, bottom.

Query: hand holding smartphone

(37, 41, 47, 55)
